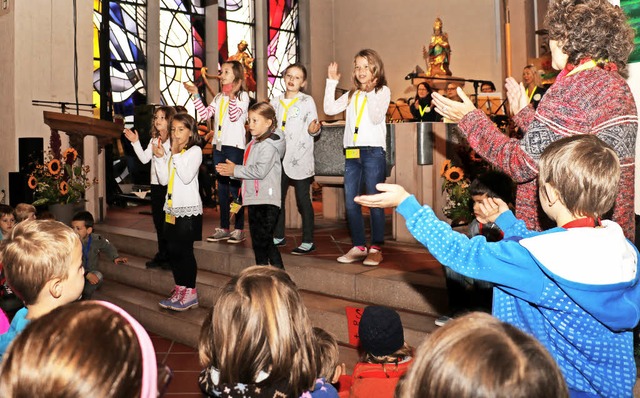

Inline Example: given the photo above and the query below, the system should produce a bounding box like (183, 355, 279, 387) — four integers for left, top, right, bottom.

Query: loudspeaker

(18, 137, 44, 174)
(9, 172, 33, 207)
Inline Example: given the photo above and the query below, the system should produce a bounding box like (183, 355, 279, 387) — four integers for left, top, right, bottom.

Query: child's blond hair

(199, 265, 317, 396)
(1, 220, 79, 305)
(538, 134, 620, 219)
(313, 327, 340, 381)
(14, 204, 35, 223)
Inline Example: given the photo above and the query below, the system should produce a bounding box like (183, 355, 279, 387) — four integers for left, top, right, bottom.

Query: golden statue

(423, 18, 452, 77)
(228, 40, 257, 91)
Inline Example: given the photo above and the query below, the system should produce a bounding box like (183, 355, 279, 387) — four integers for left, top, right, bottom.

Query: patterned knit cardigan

(458, 65, 638, 240)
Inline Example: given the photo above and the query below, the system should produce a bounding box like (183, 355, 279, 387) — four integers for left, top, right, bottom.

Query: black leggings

(248, 205, 283, 268)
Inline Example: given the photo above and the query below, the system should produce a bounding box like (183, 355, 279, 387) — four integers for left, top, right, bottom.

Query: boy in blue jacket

(355, 135, 640, 398)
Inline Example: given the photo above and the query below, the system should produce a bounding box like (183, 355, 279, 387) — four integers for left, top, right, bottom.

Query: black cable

(73, 0, 79, 115)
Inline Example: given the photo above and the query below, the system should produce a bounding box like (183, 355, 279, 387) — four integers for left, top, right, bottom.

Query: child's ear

(48, 278, 63, 299)
(301, 80, 307, 89)
(332, 363, 346, 384)
(87, 226, 93, 235)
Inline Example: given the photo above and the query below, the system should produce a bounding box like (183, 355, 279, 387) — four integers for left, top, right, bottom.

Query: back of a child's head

(469, 171, 515, 205)
(199, 265, 316, 396)
(14, 203, 36, 223)
(358, 305, 410, 364)
(0, 204, 14, 218)
(313, 327, 339, 381)
(539, 134, 619, 219)
(1, 220, 79, 305)
(0, 300, 158, 397)
(72, 210, 94, 228)
(395, 312, 568, 398)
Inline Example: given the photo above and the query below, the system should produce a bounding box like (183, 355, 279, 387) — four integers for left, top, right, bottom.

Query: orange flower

(444, 166, 464, 182)
(48, 159, 61, 175)
(59, 181, 69, 195)
(63, 148, 78, 162)
(440, 159, 451, 176)
(28, 175, 37, 189)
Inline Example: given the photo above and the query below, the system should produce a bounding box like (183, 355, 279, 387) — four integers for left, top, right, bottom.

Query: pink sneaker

(159, 285, 184, 309)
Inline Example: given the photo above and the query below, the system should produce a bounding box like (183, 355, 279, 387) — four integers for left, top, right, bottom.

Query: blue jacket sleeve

(396, 195, 546, 302)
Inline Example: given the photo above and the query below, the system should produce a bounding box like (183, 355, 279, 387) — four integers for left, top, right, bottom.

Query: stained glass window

(267, 0, 299, 98)
(93, 0, 147, 123)
(160, 1, 206, 114)
(218, 1, 256, 93)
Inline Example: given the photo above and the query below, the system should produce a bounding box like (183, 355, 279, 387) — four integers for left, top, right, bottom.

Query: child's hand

(216, 159, 236, 176)
(123, 128, 139, 143)
(86, 273, 100, 285)
(476, 197, 509, 224)
(153, 142, 165, 158)
(184, 82, 198, 95)
(307, 119, 322, 134)
(328, 62, 341, 81)
(114, 257, 128, 265)
(354, 183, 411, 208)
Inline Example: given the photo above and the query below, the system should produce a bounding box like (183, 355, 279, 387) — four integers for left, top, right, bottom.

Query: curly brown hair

(545, 0, 635, 74)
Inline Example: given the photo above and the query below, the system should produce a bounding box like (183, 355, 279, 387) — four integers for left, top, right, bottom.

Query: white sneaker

(337, 246, 368, 264)
(435, 315, 453, 327)
(228, 229, 246, 244)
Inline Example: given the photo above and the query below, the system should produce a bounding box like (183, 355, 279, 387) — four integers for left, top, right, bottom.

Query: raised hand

(476, 197, 509, 224)
(215, 159, 236, 176)
(153, 141, 165, 158)
(431, 87, 477, 122)
(328, 62, 341, 81)
(183, 81, 199, 95)
(505, 77, 529, 116)
(354, 183, 411, 208)
(123, 128, 139, 143)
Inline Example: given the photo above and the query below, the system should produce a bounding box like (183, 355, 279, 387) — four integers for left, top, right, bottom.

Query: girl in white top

(124, 106, 176, 270)
(270, 63, 322, 255)
(153, 113, 203, 312)
(324, 49, 390, 266)
(184, 60, 250, 244)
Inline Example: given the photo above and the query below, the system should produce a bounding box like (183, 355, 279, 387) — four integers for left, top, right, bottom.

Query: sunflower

(48, 159, 61, 175)
(59, 181, 69, 195)
(28, 175, 37, 189)
(63, 148, 78, 163)
(444, 166, 464, 183)
(440, 159, 452, 176)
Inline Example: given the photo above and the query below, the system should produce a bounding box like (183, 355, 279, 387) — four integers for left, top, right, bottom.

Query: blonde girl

(153, 113, 203, 311)
(323, 49, 390, 266)
(198, 265, 317, 397)
(216, 102, 285, 268)
(124, 105, 176, 270)
(185, 60, 250, 244)
(271, 63, 322, 255)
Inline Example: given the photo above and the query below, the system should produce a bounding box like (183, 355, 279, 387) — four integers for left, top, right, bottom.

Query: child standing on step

(324, 49, 391, 266)
(198, 265, 317, 397)
(271, 63, 322, 255)
(185, 60, 250, 245)
(71, 211, 128, 300)
(216, 102, 285, 268)
(153, 113, 203, 311)
(124, 105, 176, 270)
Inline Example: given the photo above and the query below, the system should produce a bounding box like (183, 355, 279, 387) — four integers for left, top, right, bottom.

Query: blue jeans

(344, 147, 386, 247)
(214, 146, 245, 230)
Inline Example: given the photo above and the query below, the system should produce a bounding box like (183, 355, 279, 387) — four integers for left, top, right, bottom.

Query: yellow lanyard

(353, 91, 368, 144)
(166, 149, 186, 209)
(278, 97, 299, 131)
(418, 103, 428, 117)
(567, 59, 598, 77)
(217, 97, 229, 140)
(526, 86, 537, 102)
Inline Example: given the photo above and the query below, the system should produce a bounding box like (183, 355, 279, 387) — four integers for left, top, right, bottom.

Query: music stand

(476, 93, 505, 116)
(386, 103, 414, 122)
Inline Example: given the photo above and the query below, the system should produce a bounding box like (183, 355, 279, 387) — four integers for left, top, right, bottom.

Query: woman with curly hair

(431, 0, 637, 241)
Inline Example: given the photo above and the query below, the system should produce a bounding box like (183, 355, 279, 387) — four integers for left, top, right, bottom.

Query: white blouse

(153, 145, 203, 218)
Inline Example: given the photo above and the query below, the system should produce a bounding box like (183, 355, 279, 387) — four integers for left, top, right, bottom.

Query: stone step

(97, 257, 438, 350)
(97, 224, 447, 315)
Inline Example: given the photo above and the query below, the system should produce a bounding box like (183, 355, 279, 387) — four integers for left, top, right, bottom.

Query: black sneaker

(274, 238, 286, 247)
(291, 244, 316, 255)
